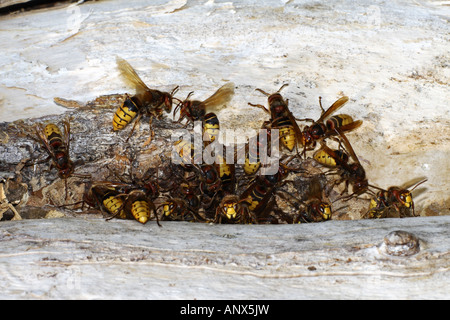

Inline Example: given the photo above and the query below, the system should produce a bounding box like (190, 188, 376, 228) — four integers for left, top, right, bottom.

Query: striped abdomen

(44, 124, 63, 148)
(216, 155, 233, 186)
(102, 193, 126, 219)
(326, 114, 354, 131)
(244, 184, 269, 211)
(313, 149, 348, 167)
(279, 126, 296, 152)
(131, 199, 151, 224)
(113, 96, 140, 131)
(244, 138, 261, 175)
(44, 123, 71, 170)
(273, 117, 296, 152)
(203, 113, 220, 143)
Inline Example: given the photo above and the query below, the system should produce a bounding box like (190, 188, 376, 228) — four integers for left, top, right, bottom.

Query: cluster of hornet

(30, 57, 426, 225)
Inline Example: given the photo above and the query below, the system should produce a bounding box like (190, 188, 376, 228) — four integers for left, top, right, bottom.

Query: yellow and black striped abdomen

(367, 205, 386, 219)
(244, 141, 261, 175)
(313, 149, 348, 167)
(162, 201, 176, 217)
(44, 124, 63, 146)
(113, 97, 140, 131)
(216, 155, 232, 183)
(103, 194, 126, 219)
(244, 155, 261, 175)
(313, 149, 337, 167)
(131, 199, 151, 224)
(246, 185, 268, 211)
(273, 116, 297, 152)
(326, 114, 353, 131)
(203, 113, 220, 143)
(279, 126, 296, 152)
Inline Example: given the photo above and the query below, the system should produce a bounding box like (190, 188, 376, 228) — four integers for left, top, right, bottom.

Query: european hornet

(201, 114, 236, 192)
(80, 182, 125, 218)
(294, 198, 332, 223)
(213, 157, 298, 224)
(85, 182, 160, 225)
(239, 178, 274, 222)
(34, 120, 89, 200)
(248, 84, 290, 119)
(239, 156, 303, 223)
(113, 56, 179, 141)
(300, 96, 362, 156)
(366, 179, 427, 218)
(240, 119, 281, 179)
(281, 177, 333, 223)
(158, 197, 205, 222)
(213, 195, 256, 224)
(173, 82, 234, 126)
(248, 84, 303, 152)
(298, 176, 333, 223)
(313, 129, 368, 198)
(84, 163, 161, 225)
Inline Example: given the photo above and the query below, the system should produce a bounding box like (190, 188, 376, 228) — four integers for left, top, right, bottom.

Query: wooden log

(0, 216, 448, 299)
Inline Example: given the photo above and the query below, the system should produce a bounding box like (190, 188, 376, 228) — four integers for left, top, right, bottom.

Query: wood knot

(380, 230, 420, 256)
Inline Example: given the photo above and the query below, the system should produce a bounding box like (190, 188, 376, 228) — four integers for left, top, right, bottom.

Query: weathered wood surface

(0, 216, 448, 299)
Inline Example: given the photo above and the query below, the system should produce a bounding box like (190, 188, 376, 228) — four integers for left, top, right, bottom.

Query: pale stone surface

(0, 216, 448, 299)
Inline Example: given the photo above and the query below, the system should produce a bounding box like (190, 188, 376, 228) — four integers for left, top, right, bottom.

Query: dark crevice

(0, 0, 88, 16)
